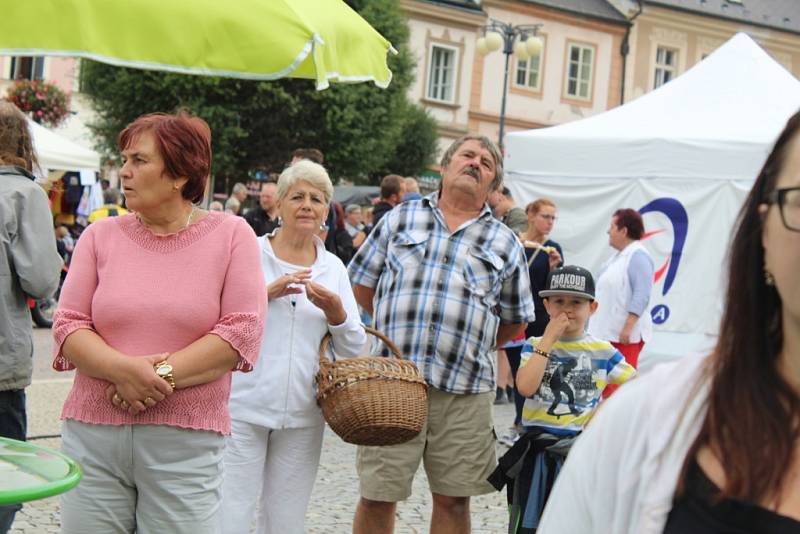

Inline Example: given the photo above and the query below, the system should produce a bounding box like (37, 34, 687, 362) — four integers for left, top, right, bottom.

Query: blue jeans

(0, 389, 26, 533)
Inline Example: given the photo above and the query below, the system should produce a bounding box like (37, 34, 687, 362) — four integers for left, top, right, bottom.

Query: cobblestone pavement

(13, 328, 517, 533)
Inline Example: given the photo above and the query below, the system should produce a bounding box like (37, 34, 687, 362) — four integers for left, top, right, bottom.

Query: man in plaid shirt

(349, 134, 536, 534)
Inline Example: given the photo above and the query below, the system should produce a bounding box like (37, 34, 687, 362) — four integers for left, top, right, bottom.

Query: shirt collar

(0, 165, 35, 181)
(423, 191, 493, 220)
(262, 228, 328, 268)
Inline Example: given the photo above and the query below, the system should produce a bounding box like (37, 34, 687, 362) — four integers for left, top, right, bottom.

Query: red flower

(3, 80, 70, 127)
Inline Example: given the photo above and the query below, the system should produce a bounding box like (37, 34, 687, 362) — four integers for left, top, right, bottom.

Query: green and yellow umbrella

(1, 0, 394, 89)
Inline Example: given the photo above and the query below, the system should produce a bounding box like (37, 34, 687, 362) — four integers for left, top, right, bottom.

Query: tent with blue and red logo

(504, 32, 800, 367)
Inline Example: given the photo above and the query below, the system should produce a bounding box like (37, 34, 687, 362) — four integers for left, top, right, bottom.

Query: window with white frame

(515, 54, 542, 90)
(7, 56, 45, 80)
(565, 44, 593, 99)
(654, 46, 678, 88)
(427, 45, 457, 103)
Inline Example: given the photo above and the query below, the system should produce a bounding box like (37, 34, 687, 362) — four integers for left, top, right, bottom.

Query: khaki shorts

(357, 388, 496, 502)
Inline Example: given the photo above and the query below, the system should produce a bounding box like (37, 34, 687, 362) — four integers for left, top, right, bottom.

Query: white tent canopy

(504, 33, 800, 366)
(29, 119, 101, 172)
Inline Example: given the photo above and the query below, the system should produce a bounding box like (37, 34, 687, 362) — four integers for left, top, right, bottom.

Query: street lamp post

(477, 20, 543, 149)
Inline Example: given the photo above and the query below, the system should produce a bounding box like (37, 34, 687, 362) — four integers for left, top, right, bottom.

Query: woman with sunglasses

(499, 199, 564, 444)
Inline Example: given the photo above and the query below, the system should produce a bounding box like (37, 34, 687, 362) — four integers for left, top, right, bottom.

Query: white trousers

(221, 419, 325, 534)
(60, 419, 224, 534)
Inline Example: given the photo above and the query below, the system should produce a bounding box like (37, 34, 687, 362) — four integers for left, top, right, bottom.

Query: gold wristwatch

(154, 360, 176, 390)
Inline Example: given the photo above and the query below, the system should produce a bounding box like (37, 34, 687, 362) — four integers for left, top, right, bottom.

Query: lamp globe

(525, 36, 543, 56)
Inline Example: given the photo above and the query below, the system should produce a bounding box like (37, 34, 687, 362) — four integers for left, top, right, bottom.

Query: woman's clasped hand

(103, 352, 173, 414)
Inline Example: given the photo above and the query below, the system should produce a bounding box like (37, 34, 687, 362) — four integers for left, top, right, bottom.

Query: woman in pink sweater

(52, 112, 266, 534)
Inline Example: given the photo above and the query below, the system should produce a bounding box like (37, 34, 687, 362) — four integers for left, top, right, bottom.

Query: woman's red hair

(118, 111, 211, 204)
(612, 208, 645, 240)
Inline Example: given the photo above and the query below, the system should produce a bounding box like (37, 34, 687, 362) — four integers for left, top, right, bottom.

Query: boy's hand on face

(540, 312, 571, 350)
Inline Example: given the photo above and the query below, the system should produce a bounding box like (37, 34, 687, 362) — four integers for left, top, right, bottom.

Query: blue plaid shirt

(348, 193, 536, 394)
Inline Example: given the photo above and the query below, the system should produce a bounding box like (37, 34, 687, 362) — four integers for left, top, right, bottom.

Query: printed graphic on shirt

(520, 334, 636, 433)
(545, 358, 590, 418)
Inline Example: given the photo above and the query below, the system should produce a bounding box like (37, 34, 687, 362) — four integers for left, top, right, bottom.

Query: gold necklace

(184, 206, 196, 229)
(137, 205, 195, 233)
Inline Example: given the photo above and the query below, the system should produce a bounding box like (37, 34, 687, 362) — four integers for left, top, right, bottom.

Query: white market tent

(29, 118, 101, 172)
(504, 33, 800, 367)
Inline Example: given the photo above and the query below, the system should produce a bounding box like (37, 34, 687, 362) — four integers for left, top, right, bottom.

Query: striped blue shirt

(348, 193, 536, 394)
(520, 334, 637, 434)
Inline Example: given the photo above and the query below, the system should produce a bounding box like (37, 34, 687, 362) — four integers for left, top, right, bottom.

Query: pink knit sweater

(52, 211, 266, 435)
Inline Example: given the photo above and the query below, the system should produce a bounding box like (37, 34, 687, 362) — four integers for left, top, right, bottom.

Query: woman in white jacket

(538, 111, 800, 533)
(588, 208, 654, 398)
(222, 160, 367, 534)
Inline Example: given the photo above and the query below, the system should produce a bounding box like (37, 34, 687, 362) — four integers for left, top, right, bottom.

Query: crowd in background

(47, 142, 433, 276)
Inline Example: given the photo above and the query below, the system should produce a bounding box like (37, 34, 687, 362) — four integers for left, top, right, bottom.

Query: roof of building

(522, 0, 629, 24)
(645, 0, 800, 35)
(419, 0, 486, 14)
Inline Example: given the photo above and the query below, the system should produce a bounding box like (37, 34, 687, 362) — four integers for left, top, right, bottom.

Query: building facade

(474, 0, 628, 140)
(401, 0, 487, 158)
(0, 55, 98, 148)
(610, 0, 800, 102)
(402, 0, 629, 157)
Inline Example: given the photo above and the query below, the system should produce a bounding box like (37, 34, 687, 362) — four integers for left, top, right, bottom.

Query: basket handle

(318, 325, 404, 365)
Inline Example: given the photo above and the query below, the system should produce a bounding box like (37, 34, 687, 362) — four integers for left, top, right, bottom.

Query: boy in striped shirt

(516, 265, 636, 433)
(490, 265, 636, 533)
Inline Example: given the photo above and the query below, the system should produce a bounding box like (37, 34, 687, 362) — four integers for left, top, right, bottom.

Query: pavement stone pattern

(14, 330, 516, 533)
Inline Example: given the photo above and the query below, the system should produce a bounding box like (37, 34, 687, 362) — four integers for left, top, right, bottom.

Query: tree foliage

(80, 0, 438, 187)
(380, 102, 440, 177)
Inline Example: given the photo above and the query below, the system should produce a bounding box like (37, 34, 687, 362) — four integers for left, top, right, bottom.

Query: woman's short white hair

(276, 159, 333, 204)
(224, 196, 240, 210)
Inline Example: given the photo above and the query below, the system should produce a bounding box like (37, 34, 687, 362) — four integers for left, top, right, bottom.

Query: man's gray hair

(103, 187, 121, 205)
(232, 182, 248, 195)
(276, 159, 333, 204)
(440, 134, 503, 191)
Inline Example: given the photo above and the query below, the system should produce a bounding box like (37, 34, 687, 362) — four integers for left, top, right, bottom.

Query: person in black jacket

(243, 182, 279, 236)
(331, 201, 355, 264)
(371, 174, 405, 229)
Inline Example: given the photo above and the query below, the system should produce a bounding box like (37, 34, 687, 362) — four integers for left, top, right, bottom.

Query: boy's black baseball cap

(539, 265, 595, 300)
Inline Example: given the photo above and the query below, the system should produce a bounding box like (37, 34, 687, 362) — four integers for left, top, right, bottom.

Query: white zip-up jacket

(539, 353, 710, 533)
(589, 240, 653, 344)
(229, 233, 367, 429)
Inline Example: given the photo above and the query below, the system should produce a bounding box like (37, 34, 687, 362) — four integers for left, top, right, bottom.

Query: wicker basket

(315, 326, 428, 446)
